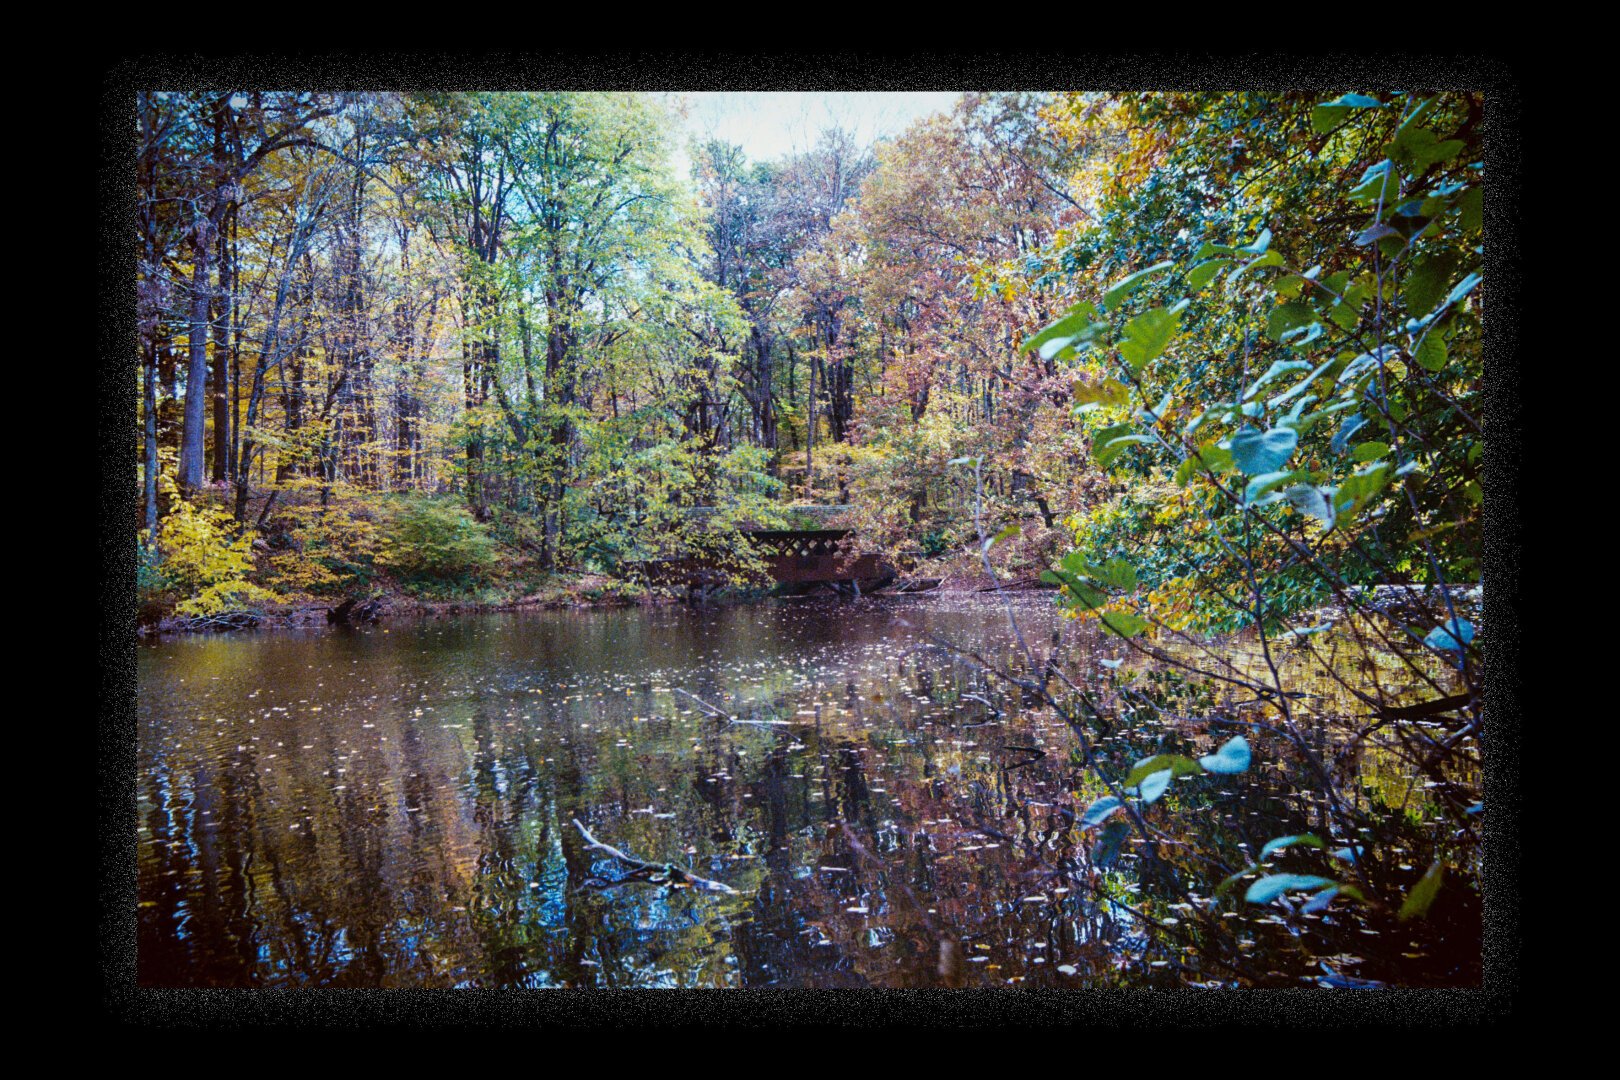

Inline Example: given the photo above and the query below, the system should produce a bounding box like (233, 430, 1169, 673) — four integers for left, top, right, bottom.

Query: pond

(136, 593, 1481, 988)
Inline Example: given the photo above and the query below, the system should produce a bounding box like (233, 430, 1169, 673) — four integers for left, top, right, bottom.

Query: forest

(136, 90, 1483, 631)
(130, 88, 1492, 990)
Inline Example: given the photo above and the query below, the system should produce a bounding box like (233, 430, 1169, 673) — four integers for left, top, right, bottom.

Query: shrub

(264, 481, 387, 597)
(154, 494, 279, 617)
(378, 498, 500, 590)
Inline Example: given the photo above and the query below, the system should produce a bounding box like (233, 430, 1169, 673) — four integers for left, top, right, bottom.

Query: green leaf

(1398, 861, 1444, 921)
(1229, 426, 1298, 475)
(1099, 610, 1148, 638)
(1388, 125, 1465, 174)
(1348, 160, 1398, 204)
(1072, 376, 1132, 410)
(1312, 93, 1382, 133)
(1327, 299, 1362, 331)
(1351, 441, 1389, 462)
(1245, 874, 1337, 904)
(1176, 443, 1234, 486)
(1118, 305, 1181, 373)
(1102, 261, 1174, 313)
(1268, 356, 1339, 410)
(1024, 301, 1102, 356)
(1138, 768, 1173, 804)
(1284, 484, 1335, 529)
(1459, 187, 1483, 232)
(1199, 736, 1251, 774)
(1087, 556, 1137, 591)
(1332, 461, 1392, 526)
(1414, 333, 1448, 372)
(1124, 754, 1205, 787)
(1187, 258, 1229, 290)
(1279, 322, 1323, 348)
(1244, 359, 1311, 401)
(1403, 252, 1459, 315)
(1330, 415, 1368, 455)
(1260, 834, 1324, 860)
(983, 523, 1020, 554)
(1300, 887, 1341, 915)
(1047, 567, 1107, 610)
(1243, 469, 1307, 507)
(1356, 222, 1400, 247)
(1081, 795, 1123, 828)
(1266, 302, 1316, 344)
(1095, 430, 1154, 469)
(1446, 271, 1483, 307)
(1216, 866, 1257, 897)
(1194, 241, 1237, 260)
(1424, 617, 1475, 652)
(1228, 249, 1284, 286)
(1092, 819, 1130, 868)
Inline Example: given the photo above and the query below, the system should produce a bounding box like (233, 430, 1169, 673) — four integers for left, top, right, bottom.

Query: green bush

(379, 499, 500, 591)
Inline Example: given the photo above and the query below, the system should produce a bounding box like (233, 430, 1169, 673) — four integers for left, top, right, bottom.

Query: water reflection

(137, 595, 1479, 988)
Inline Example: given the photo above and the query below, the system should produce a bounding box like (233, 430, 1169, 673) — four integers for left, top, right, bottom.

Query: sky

(664, 91, 960, 172)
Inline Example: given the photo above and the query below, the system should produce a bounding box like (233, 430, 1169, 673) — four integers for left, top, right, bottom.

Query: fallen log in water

(572, 818, 739, 895)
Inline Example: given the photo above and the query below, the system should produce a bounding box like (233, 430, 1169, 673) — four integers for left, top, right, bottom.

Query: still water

(136, 594, 1479, 988)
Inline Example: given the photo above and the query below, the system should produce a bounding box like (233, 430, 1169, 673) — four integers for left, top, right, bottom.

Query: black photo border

(97, 50, 1522, 1029)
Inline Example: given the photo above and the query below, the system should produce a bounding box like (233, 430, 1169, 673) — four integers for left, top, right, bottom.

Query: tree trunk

(211, 210, 232, 482)
(393, 231, 418, 491)
(178, 211, 214, 494)
(143, 338, 160, 535)
(804, 344, 816, 501)
(463, 337, 486, 521)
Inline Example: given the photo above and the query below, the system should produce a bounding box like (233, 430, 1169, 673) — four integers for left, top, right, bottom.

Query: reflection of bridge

(639, 523, 897, 596)
(748, 529, 895, 593)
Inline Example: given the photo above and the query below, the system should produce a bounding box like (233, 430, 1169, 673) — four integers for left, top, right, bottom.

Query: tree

(168, 92, 331, 496)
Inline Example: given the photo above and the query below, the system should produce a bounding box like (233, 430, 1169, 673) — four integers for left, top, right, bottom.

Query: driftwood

(571, 818, 739, 895)
(173, 610, 260, 632)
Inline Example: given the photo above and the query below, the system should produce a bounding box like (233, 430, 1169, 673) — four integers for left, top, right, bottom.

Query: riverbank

(140, 521, 1483, 640)
(141, 572, 665, 636)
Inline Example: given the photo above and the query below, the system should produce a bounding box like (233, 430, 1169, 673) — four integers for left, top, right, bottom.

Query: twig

(572, 818, 739, 896)
(672, 687, 732, 721)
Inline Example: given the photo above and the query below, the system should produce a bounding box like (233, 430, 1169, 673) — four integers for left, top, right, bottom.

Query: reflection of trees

(138, 597, 1475, 988)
